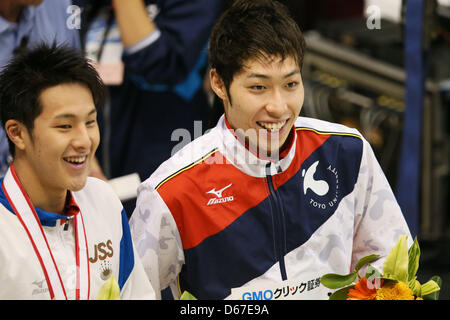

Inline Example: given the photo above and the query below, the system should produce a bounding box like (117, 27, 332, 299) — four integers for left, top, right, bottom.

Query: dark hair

(0, 43, 104, 155)
(209, 0, 306, 96)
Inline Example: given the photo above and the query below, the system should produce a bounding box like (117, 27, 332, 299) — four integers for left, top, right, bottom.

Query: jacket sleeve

(129, 184, 184, 300)
(351, 137, 413, 271)
(122, 0, 223, 85)
(117, 209, 156, 299)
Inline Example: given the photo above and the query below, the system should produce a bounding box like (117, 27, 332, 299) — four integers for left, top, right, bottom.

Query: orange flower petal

(347, 278, 378, 300)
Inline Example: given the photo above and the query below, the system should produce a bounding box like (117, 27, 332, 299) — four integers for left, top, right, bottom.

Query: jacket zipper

(63, 217, 72, 231)
(265, 163, 287, 281)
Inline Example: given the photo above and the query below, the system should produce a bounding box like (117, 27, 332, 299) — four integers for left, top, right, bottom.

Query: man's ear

(5, 119, 27, 151)
(210, 69, 229, 102)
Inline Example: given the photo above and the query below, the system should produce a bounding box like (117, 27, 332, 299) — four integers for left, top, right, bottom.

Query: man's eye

(86, 120, 96, 126)
(57, 125, 71, 129)
(286, 81, 298, 88)
(250, 85, 265, 90)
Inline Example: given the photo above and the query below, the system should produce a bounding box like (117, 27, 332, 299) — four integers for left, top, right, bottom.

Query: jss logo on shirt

(89, 240, 113, 263)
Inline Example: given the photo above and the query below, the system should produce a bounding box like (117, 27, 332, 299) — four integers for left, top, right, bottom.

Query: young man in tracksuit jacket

(130, 0, 412, 300)
(0, 44, 154, 299)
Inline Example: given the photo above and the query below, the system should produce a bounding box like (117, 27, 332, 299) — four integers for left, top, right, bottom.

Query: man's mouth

(256, 119, 288, 132)
(63, 156, 88, 165)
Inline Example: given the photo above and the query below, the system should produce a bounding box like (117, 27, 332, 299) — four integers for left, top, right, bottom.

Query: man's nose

(265, 89, 287, 116)
(71, 125, 92, 151)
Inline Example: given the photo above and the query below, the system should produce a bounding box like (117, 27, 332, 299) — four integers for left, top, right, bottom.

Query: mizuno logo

(302, 161, 329, 196)
(32, 280, 45, 288)
(31, 279, 48, 296)
(206, 183, 232, 198)
(206, 183, 234, 206)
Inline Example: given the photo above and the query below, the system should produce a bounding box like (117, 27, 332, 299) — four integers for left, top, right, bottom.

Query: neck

(12, 159, 67, 214)
(0, 1, 24, 22)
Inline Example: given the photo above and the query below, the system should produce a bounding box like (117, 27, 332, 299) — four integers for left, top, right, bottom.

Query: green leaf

(320, 272, 357, 289)
(329, 285, 354, 300)
(380, 273, 398, 281)
(408, 278, 421, 296)
(407, 237, 420, 281)
(383, 235, 409, 283)
(422, 277, 441, 300)
(180, 291, 198, 300)
(355, 254, 380, 273)
(96, 274, 120, 300)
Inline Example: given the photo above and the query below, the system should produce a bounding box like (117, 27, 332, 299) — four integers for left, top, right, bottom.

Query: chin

(68, 178, 88, 192)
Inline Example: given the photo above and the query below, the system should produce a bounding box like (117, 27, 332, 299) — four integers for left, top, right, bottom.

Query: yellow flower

(375, 281, 414, 300)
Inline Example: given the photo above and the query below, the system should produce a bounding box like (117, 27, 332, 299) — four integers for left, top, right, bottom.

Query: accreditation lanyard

(2, 164, 90, 300)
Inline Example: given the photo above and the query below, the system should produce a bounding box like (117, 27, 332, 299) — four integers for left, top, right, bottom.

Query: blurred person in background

(76, 0, 224, 216)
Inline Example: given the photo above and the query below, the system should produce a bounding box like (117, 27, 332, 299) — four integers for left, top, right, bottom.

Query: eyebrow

(246, 69, 301, 79)
(54, 108, 97, 119)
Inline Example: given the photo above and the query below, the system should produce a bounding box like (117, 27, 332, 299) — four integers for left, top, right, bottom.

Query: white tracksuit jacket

(130, 115, 412, 300)
(0, 176, 155, 299)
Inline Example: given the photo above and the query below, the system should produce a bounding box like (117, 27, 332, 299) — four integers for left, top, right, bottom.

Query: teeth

(257, 120, 286, 132)
(64, 156, 86, 164)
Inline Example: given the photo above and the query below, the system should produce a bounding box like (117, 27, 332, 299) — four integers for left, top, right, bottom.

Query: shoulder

(74, 177, 123, 213)
(82, 176, 117, 194)
(295, 116, 365, 151)
(295, 116, 362, 138)
(142, 127, 221, 191)
(295, 117, 368, 175)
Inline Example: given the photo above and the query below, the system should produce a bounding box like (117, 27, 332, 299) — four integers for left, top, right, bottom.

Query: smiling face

(211, 54, 304, 158)
(17, 82, 99, 195)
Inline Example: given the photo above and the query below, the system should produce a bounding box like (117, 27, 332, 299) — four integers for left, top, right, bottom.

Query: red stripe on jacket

(157, 129, 331, 249)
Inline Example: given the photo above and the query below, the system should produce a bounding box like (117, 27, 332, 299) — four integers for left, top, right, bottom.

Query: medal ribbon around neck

(2, 164, 90, 300)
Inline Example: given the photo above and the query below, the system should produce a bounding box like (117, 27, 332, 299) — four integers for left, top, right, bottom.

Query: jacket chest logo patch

(89, 240, 114, 263)
(206, 183, 235, 206)
(302, 161, 339, 210)
(89, 241, 114, 282)
(302, 161, 329, 196)
(31, 279, 49, 296)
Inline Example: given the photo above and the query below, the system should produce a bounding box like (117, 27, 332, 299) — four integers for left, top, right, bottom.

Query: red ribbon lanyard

(2, 164, 90, 299)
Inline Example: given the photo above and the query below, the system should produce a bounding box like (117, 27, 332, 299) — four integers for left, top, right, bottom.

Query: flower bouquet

(320, 235, 442, 300)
